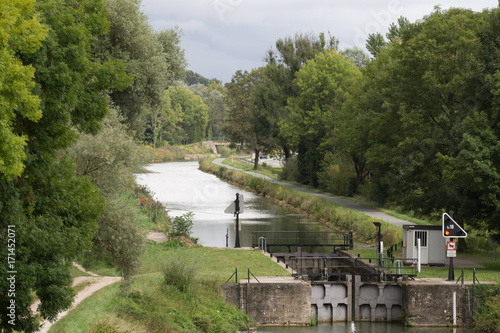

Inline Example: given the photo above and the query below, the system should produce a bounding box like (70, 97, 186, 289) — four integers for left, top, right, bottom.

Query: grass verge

(52, 242, 288, 332)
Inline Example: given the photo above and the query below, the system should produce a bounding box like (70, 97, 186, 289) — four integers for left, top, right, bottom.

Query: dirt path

(34, 264, 122, 333)
(212, 157, 414, 228)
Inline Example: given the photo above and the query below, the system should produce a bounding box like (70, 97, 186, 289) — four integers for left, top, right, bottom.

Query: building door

(414, 230, 429, 264)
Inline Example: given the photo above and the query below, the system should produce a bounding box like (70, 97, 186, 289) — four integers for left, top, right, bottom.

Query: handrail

(225, 267, 238, 284)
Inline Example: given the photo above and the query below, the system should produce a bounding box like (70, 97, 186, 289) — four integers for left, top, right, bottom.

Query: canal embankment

(199, 158, 404, 246)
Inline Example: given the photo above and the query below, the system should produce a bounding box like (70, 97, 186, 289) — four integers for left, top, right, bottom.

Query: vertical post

(453, 291, 457, 326)
(447, 211, 455, 281)
(448, 238, 455, 281)
(234, 193, 241, 248)
(417, 238, 421, 273)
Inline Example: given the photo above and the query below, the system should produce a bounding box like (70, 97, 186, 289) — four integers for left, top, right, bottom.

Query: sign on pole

(224, 195, 244, 214)
(442, 213, 467, 238)
(447, 240, 456, 258)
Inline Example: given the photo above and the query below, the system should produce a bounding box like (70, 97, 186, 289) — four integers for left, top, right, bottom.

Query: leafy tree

(366, 33, 386, 59)
(0, 0, 129, 330)
(283, 49, 360, 185)
(265, 32, 339, 160)
(364, 8, 500, 242)
(184, 70, 211, 85)
(188, 82, 228, 140)
(226, 68, 278, 168)
(0, 0, 47, 180)
(166, 86, 209, 144)
(340, 46, 370, 68)
(96, 0, 186, 133)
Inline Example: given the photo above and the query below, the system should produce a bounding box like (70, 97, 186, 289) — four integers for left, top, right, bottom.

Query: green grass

(51, 243, 288, 332)
(418, 260, 500, 284)
(142, 243, 290, 282)
(50, 283, 123, 332)
(71, 264, 91, 278)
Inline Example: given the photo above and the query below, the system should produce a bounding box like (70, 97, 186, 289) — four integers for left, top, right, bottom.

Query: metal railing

(287, 256, 418, 282)
(251, 231, 353, 253)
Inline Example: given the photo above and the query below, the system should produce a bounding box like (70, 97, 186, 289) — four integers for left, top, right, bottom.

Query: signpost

(225, 193, 244, 248)
(442, 212, 467, 281)
(447, 240, 456, 258)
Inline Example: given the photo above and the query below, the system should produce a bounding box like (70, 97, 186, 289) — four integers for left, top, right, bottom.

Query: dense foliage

(225, 6, 500, 242)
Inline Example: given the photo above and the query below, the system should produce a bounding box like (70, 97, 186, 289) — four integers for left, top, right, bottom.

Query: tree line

(224, 7, 500, 244)
(0, 0, 187, 330)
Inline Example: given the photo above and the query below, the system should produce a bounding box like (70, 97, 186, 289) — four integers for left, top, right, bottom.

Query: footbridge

(202, 140, 233, 154)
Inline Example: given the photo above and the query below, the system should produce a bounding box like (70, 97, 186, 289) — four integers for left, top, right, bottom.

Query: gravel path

(34, 264, 121, 333)
(212, 157, 414, 228)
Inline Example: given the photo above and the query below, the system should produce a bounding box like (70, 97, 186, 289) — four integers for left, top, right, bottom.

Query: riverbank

(199, 158, 403, 246)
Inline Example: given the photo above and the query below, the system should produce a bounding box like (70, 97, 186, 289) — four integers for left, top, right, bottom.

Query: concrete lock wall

(311, 278, 352, 323)
(403, 283, 470, 326)
(354, 276, 403, 322)
(222, 282, 312, 326)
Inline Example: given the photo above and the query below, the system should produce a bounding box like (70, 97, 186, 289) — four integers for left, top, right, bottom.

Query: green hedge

(199, 159, 402, 245)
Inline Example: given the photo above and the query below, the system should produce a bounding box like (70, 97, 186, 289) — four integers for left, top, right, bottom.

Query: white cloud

(141, 0, 498, 83)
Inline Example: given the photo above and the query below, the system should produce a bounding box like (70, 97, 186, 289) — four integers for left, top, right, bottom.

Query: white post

(417, 238, 421, 273)
(453, 291, 457, 326)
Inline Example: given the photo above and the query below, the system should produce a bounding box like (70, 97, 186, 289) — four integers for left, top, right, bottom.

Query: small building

(402, 225, 446, 266)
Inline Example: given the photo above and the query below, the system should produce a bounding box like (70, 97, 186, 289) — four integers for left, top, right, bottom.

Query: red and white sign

(447, 241, 456, 257)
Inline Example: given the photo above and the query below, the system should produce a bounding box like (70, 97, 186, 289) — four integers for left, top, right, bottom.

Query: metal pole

(448, 238, 455, 281)
(235, 193, 241, 248)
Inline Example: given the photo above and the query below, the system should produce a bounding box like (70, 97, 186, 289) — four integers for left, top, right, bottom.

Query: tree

(96, 0, 186, 134)
(340, 46, 370, 67)
(0, 0, 129, 330)
(283, 49, 360, 185)
(0, 0, 47, 180)
(166, 86, 209, 144)
(265, 32, 339, 160)
(188, 82, 228, 140)
(226, 68, 278, 168)
(364, 8, 500, 241)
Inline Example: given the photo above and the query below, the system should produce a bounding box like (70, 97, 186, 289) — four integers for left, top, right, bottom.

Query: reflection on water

(252, 322, 474, 333)
(135, 161, 326, 247)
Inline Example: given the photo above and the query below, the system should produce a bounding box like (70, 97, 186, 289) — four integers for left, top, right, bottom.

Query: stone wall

(403, 282, 470, 326)
(222, 282, 312, 326)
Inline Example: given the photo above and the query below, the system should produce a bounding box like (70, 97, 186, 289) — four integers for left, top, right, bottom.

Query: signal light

(442, 213, 467, 238)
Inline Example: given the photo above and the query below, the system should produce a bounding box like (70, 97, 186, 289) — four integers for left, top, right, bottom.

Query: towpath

(34, 264, 121, 333)
(212, 157, 414, 228)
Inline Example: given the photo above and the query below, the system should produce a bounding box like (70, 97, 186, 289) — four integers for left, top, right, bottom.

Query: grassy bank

(51, 186, 289, 332)
(53, 244, 287, 332)
(143, 142, 216, 162)
(199, 158, 403, 246)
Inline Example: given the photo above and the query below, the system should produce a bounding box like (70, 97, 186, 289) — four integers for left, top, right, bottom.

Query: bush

(279, 155, 300, 182)
(474, 285, 500, 333)
(88, 319, 124, 333)
(168, 212, 195, 239)
(318, 152, 357, 196)
(162, 250, 200, 292)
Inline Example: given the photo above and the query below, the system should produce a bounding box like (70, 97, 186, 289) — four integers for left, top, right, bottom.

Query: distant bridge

(202, 141, 233, 154)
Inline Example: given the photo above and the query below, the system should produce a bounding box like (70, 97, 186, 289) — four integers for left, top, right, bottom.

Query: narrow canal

(135, 161, 474, 333)
(135, 161, 327, 248)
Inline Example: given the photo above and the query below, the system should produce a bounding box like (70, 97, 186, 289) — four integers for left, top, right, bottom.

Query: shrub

(162, 250, 200, 292)
(279, 155, 300, 182)
(168, 212, 195, 239)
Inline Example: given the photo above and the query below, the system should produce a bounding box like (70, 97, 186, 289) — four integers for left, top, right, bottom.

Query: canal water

(135, 161, 474, 333)
(135, 161, 325, 248)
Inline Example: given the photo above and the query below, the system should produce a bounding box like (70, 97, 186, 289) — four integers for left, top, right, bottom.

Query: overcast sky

(141, 0, 497, 83)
